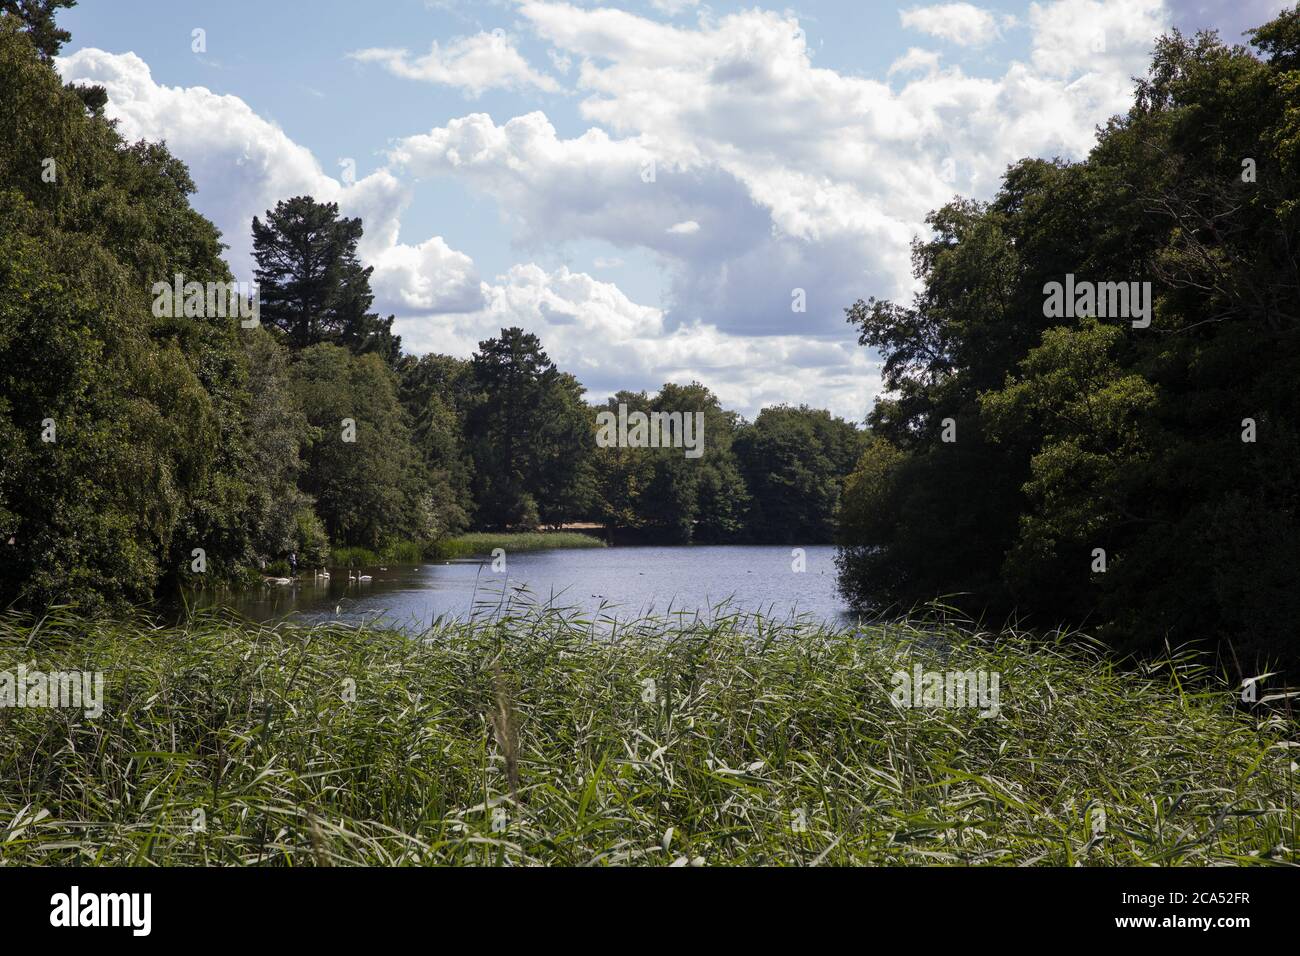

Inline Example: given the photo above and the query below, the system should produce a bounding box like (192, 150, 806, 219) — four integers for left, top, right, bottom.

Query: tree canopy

(837, 16, 1300, 669)
(252, 196, 400, 362)
(1, 0, 74, 59)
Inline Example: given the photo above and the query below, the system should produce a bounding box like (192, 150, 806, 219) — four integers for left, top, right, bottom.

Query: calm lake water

(191, 544, 855, 632)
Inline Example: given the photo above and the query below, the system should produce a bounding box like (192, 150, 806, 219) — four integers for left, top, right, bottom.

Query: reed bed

(0, 604, 1294, 866)
(428, 531, 606, 560)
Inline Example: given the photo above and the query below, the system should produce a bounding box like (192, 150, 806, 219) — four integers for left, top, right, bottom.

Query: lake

(192, 544, 856, 632)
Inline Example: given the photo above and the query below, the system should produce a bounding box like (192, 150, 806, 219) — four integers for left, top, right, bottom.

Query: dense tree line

(836, 11, 1300, 668)
(1, 12, 262, 608)
(0, 11, 862, 611)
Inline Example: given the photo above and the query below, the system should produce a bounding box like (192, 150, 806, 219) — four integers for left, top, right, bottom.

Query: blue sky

(59, 0, 1034, 301)
(57, 0, 1289, 420)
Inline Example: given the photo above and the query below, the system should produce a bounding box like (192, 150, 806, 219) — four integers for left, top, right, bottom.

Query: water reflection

(186, 545, 853, 633)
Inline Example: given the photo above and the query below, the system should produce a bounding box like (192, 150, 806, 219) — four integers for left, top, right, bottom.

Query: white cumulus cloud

(387, 0, 1172, 345)
(53, 0, 1183, 418)
(56, 48, 484, 313)
(900, 3, 1012, 47)
(888, 47, 944, 76)
(1029, 0, 1166, 78)
(349, 31, 561, 96)
(394, 263, 882, 421)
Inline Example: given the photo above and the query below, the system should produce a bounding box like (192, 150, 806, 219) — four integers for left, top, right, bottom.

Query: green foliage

(735, 405, 866, 543)
(465, 328, 595, 529)
(240, 328, 315, 559)
(397, 352, 473, 532)
(979, 321, 1159, 612)
(426, 530, 605, 559)
(1249, 5, 1300, 71)
(837, 14, 1300, 668)
(591, 390, 658, 535)
(1, 607, 1294, 865)
(658, 382, 749, 542)
(289, 344, 429, 550)
(0, 12, 862, 613)
(251, 196, 399, 361)
(294, 507, 330, 567)
(331, 540, 427, 566)
(0, 18, 261, 607)
(591, 383, 751, 543)
(1, 1, 75, 60)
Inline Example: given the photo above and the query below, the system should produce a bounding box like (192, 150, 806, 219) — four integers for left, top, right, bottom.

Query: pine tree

(251, 196, 399, 360)
(1, 0, 76, 60)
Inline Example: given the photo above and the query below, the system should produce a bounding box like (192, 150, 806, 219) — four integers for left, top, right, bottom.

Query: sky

(55, 0, 1289, 422)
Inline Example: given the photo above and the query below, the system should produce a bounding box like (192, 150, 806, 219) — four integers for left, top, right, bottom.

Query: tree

(398, 352, 474, 534)
(289, 345, 429, 549)
(979, 320, 1159, 616)
(241, 328, 318, 560)
(465, 329, 593, 529)
(592, 391, 658, 535)
(591, 382, 749, 543)
(735, 405, 866, 543)
(838, 194, 1035, 613)
(251, 196, 399, 360)
(0, 17, 273, 606)
(837, 12, 1300, 670)
(1, 0, 75, 60)
(654, 382, 748, 543)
